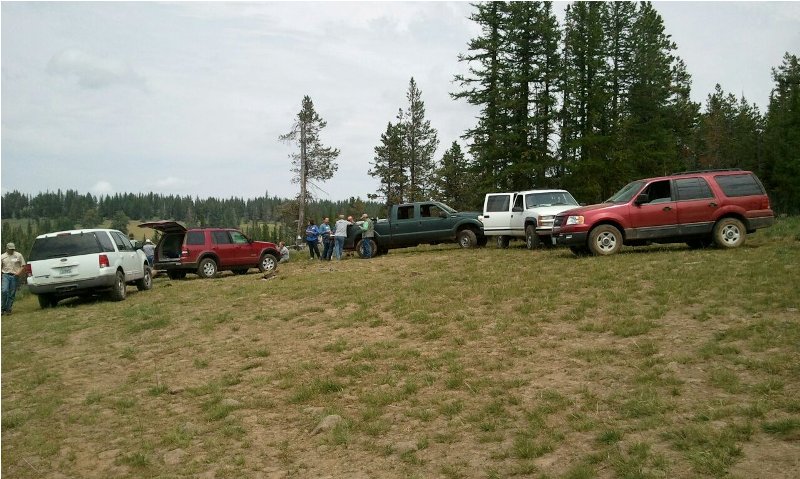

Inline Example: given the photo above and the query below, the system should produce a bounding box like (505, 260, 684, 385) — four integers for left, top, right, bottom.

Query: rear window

(29, 232, 111, 261)
(715, 174, 765, 197)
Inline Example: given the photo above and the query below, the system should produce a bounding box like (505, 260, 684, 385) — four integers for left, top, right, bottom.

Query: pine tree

(280, 96, 340, 238)
(403, 78, 439, 201)
(369, 117, 407, 204)
(430, 141, 475, 207)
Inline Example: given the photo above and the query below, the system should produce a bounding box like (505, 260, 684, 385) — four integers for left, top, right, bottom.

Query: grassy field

(3, 218, 799, 478)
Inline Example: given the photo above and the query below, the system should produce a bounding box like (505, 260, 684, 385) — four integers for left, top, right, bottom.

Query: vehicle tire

(197, 258, 218, 278)
(713, 218, 746, 249)
(232, 268, 249, 275)
(259, 253, 278, 274)
(37, 294, 58, 309)
(496, 236, 510, 249)
(525, 226, 541, 250)
(356, 239, 377, 258)
(167, 271, 187, 280)
(109, 270, 127, 301)
(477, 235, 488, 247)
(686, 238, 713, 249)
(588, 225, 623, 256)
(457, 229, 478, 248)
(136, 266, 153, 291)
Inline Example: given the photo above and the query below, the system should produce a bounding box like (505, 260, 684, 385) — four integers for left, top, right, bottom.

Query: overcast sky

(2, 2, 798, 203)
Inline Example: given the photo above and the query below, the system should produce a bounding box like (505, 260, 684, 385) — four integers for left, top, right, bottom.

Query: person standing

(333, 214, 350, 260)
(1, 242, 26, 315)
(360, 213, 374, 259)
(142, 239, 155, 267)
(278, 241, 290, 263)
(319, 217, 333, 261)
(305, 220, 321, 259)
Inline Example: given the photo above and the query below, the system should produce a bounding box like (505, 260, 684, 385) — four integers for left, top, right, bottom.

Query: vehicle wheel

(525, 226, 541, 250)
(109, 270, 127, 301)
(37, 294, 58, 309)
(496, 236, 510, 249)
(197, 258, 218, 278)
(588, 225, 623, 256)
(686, 238, 713, 249)
(477, 235, 488, 247)
(457, 229, 478, 248)
(356, 239, 377, 258)
(259, 253, 278, 274)
(713, 218, 746, 249)
(167, 271, 187, 280)
(569, 246, 590, 256)
(136, 266, 153, 291)
(232, 268, 249, 275)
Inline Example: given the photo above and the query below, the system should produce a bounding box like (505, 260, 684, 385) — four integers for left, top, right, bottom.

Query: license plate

(58, 266, 74, 275)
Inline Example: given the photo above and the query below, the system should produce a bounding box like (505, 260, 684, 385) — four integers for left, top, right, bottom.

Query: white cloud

(91, 180, 114, 195)
(47, 48, 145, 90)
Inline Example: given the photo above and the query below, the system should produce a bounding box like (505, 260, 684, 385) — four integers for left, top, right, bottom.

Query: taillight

(99, 254, 110, 268)
(762, 196, 771, 210)
(25, 264, 32, 277)
(181, 249, 189, 257)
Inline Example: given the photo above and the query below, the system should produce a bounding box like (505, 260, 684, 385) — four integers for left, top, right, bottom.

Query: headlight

(566, 215, 585, 225)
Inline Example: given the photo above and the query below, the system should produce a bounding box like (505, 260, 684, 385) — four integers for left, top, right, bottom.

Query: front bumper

(552, 229, 588, 247)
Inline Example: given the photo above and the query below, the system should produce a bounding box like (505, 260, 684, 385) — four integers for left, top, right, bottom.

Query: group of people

(303, 213, 374, 261)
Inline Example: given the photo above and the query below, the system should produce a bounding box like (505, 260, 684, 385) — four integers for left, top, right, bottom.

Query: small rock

(164, 448, 185, 465)
(311, 414, 343, 435)
(169, 387, 184, 395)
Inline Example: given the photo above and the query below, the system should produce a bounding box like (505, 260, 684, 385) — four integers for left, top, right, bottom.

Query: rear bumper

(28, 274, 117, 297)
(748, 215, 775, 231)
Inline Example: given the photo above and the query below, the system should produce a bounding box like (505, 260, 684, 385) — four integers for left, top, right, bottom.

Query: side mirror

(634, 194, 649, 205)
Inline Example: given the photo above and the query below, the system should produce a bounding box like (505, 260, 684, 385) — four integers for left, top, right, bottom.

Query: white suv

(480, 189, 580, 248)
(26, 229, 152, 308)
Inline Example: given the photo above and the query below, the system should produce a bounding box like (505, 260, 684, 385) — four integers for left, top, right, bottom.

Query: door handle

(662, 206, 672, 212)
(483, 215, 490, 219)
(709, 202, 718, 207)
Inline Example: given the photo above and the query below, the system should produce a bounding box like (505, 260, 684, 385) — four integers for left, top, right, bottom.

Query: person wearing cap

(359, 213, 375, 259)
(142, 238, 155, 267)
(1, 242, 26, 315)
(333, 214, 350, 260)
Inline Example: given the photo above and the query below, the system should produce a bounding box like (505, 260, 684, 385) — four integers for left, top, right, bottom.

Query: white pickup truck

(479, 189, 580, 248)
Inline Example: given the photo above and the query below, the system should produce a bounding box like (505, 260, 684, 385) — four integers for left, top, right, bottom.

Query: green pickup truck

(347, 201, 486, 256)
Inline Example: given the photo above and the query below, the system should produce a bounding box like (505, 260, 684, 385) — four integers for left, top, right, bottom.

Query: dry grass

(3, 218, 800, 478)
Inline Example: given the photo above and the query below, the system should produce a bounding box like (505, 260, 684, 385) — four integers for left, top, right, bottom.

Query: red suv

(552, 169, 774, 255)
(139, 221, 281, 278)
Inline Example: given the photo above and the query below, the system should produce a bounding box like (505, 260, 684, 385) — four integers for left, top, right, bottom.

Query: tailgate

(30, 254, 103, 284)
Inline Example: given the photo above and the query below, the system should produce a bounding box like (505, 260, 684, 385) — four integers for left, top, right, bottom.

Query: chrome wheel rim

(721, 224, 741, 245)
(262, 256, 275, 272)
(202, 262, 216, 277)
(595, 232, 617, 252)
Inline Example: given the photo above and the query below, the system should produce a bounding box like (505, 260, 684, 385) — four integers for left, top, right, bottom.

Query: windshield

(525, 192, 580, 208)
(606, 180, 646, 203)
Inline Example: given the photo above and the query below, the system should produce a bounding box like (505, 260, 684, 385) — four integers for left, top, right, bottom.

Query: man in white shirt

(1, 242, 26, 315)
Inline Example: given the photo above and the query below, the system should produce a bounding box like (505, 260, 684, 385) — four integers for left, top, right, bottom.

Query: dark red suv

(552, 169, 775, 255)
(139, 221, 281, 278)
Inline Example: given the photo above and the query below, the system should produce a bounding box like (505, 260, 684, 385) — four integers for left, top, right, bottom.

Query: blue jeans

(322, 236, 333, 260)
(361, 237, 372, 259)
(334, 237, 345, 260)
(2, 273, 18, 312)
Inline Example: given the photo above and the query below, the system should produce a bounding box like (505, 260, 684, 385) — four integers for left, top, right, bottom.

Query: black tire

(713, 218, 746, 249)
(109, 270, 127, 301)
(477, 235, 488, 247)
(232, 268, 249, 275)
(588, 225, 623, 256)
(496, 236, 510, 249)
(259, 253, 278, 274)
(37, 294, 58, 309)
(525, 226, 541, 250)
(356, 239, 377, 258)
(457, 229, 478, 248)
(136, 266, 153, 291)
(167, 271, 187, 280)
(197, 258, 218, 278)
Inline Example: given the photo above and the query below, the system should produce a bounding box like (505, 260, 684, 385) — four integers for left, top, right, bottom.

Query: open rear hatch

(138, 221, 187, 234)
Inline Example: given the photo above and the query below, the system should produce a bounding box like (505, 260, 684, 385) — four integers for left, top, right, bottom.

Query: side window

(110, 231, 133, 251)
(485, 195, 510, 212)
(397, 206, 415, 220)
(211, 231, 232, 245)
(420, 204, 432, 217)
(676, 178, 714, 201)
(643, 180, 672, 204)
(715, 174, 765, 197)
(186, 231, 205, 245)
(230, 231, 249, 244)
(513, 194, 524, 210)
(96, 232, 116, 252)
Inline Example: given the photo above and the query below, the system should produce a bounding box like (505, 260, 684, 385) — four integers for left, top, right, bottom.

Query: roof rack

(670, 168, 743, 175)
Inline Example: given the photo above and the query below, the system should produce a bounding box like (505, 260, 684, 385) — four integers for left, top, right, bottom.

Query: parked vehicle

(347, 201, 486, 257)
(138, 221, 281, 278)
(480, 189, 580, 249)
(552, 169, 775, 256)
(26, 229, 152, 308)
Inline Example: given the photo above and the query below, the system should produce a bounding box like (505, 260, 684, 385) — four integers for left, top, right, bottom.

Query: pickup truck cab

(480, 189, 580, 249)
(551, 169, 775, 255)
(348, 201, 486, 256)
